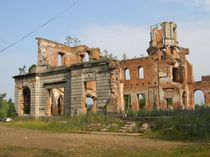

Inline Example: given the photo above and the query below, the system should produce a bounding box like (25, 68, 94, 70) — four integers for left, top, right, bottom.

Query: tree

(19, 65, 27, 75)
(7, 99, 16, 117)
(103, 50, 118, 60)
(28, 64, 37, 73)
(64, 36, 81, 46)
(0, 93, 6, 99)
(0, 93, 16, 118)
(0, 93, 8, 118)
(122, 53, 128, 60)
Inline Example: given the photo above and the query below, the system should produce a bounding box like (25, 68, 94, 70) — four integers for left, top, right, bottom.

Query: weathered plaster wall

(14, 75, 37, 116)
(70, 61, 114, 115)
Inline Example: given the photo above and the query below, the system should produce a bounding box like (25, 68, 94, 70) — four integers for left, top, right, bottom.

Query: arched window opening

(124, 68, 130, 80)
(86, 97, 94, 112)
(138, 67, 144, 79)
(22, 87, 31, 114)
(194, 90, 205, 108)
(83, 52, 90, 62)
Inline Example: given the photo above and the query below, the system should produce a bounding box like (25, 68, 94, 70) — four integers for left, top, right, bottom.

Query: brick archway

(189, 81, 210, 108)
(193, 89, 205, 106)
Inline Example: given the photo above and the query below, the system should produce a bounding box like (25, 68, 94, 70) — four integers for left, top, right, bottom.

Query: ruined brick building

(13, 22, 210, 117)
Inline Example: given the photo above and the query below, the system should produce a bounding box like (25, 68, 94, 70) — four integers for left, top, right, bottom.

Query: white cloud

(189, 0, 210, 9)
(78, 21, 210, 104)
(158, 0, 210, 10)
(178, 21, 210, 80)
(2, 21, 210, 103)
(78, 24, 150, 59)
(0, 49, 36, 100)
(78, 22, 210, 81)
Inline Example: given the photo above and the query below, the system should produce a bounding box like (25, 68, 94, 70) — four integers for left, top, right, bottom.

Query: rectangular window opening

(124, 95, 131, 110)
(58, 52, 64, 66)
(137, 93, 146, 109)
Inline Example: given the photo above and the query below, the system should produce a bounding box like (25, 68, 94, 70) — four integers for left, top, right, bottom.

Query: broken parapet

(202, 75, 210, 82)
(37, 38, 101, 67)
(147, 22, 178, 55)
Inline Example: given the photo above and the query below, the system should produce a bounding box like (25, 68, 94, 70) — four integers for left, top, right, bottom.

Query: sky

(0, 0, 210, 104)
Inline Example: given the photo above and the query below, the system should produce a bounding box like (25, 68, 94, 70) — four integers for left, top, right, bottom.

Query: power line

(0, 1, 77, 55)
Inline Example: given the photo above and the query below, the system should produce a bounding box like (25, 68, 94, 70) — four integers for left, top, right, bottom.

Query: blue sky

(1, 0, 210, 103)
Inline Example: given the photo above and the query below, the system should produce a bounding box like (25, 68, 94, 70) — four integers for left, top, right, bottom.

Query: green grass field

(0, 145, 210, 157)
(3, 107, 210, 141)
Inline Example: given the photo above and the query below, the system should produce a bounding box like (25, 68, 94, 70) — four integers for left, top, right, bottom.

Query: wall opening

(166, 98, 173, 109)
(172, 66, 183, 83)
(86, 97, 94, 112)
(161, 51, 166, 61)
(83, 81, 97, 113)
(137, 93, 146, 109)
(194, 90, 205, 107)
(138, 67, 144, 79)
(124, 94, 131, 110)
(172, 67, 179, 82)
(47, 88, 64, 116)
(83, 52, 90, 62)
(124, 68, 130, 80)
(22, 87, 31, 114)
(58, 52, 64, 66)
(182, 91, 187, 107)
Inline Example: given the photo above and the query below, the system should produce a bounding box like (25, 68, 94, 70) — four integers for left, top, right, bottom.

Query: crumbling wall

(37, 38, 101, 67)
(189, 76, 210, 108)
(120, 57, 159, 110)
(13, 22, 210, 117)
(37, 69, 67, 116)
(70, 61, 116, 115)
(108, 61, 122, 113)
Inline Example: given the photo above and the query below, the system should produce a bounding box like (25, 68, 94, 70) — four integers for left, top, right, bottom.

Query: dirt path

(0, 125, 193, 153)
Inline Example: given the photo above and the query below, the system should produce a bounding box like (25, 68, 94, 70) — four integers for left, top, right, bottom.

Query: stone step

(121, 126, 129, 130)
(101, 128, 108, 132)
(118, 129, 126, 133)
(126, 122, 134, 124)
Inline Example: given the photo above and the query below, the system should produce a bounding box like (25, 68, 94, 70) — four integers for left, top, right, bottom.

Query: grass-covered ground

(1, 109, 210, 157)
(0, 145, 210, 157)
(3, 107, 210, 141)
(3, 113, 126, 133)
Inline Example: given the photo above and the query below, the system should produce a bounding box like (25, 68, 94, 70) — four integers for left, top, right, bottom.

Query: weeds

(4, 113, 125, 133)
(126, 106, 210, 140)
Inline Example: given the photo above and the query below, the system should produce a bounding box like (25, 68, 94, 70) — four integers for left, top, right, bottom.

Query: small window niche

(58, 52, 64, 66)
(124, 68, 131, 80)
